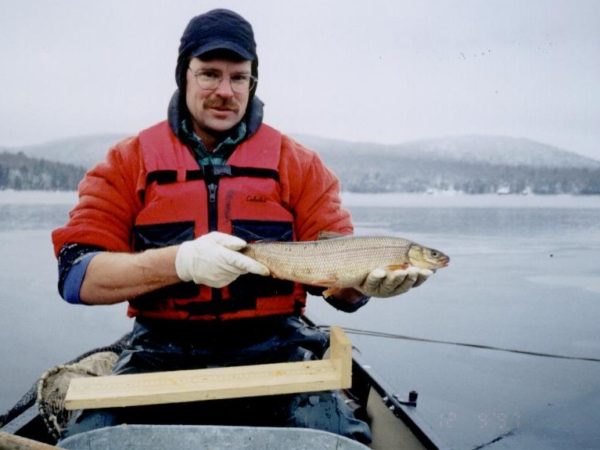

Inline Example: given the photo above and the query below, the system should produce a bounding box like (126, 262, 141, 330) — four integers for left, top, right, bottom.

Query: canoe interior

(1, 326, 447, 449)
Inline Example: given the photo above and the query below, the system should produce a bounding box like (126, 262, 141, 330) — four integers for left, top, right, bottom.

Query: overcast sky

(2, 0, 599, 160)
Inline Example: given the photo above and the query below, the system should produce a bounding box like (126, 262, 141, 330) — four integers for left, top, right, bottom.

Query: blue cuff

(62, 252, 99, 304)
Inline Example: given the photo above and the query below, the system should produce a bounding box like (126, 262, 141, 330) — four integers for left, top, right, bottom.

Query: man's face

(185, 57, 252, 142)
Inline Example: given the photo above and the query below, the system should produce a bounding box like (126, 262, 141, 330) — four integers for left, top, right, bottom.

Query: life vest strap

(146, 165, 279, 186)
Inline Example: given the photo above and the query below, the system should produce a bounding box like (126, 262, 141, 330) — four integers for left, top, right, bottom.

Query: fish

(241, 235, 449, 295)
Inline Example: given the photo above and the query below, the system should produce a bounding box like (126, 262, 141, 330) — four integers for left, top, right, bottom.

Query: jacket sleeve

(51, 136, 146, 256)
(278, 135, 353, 241)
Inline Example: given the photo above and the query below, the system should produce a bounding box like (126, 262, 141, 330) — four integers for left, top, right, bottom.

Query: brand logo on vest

(246, 194, 267, 203)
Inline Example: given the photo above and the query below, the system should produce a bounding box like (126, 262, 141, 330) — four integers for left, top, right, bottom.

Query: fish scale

(241, 235, 449, 289)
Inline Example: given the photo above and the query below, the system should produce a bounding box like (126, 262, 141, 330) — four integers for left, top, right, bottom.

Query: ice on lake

(1, 191, 599, 449)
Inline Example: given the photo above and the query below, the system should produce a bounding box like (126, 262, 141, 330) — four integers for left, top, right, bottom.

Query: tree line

(2, 148, 600, 195)
(0, 152, 85, 190)
(321, 154, 600, 195)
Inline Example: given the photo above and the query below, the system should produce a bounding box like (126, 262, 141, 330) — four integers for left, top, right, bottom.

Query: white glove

(357, 266, 432, 298)
(175, 232, 270, 288)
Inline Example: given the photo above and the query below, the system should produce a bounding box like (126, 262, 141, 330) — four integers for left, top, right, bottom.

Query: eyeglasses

(188, 68, 257, 93)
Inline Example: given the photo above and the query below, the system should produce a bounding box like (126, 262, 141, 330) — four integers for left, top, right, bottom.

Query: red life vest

(128, 121, 307, 320)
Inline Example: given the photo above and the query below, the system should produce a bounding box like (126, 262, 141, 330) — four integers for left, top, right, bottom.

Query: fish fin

(249, 238, 278, 243)
(317, 231, 347, 240)
(323, 287, 342, 297)
(387, 263, 409, 271)
(314, 277, 339, 286)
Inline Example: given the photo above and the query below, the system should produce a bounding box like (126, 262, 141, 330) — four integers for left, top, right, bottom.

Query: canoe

(0, 318, 448, 450)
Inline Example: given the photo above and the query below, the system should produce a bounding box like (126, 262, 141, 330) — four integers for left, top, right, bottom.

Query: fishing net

(37, 351, 119, 441)
(0, 334, 128, 441)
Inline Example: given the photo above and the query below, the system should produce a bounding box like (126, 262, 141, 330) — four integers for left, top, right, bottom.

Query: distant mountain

(295, 134, 600, 168)
(293, 134, 600, 194)
(6, 133, 129, 170)
(2, 133, 599, 194)
(0, 134, 126, 190)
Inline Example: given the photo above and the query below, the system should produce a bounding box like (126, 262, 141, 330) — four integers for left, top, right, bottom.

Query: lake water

(1, 191, 599, 449)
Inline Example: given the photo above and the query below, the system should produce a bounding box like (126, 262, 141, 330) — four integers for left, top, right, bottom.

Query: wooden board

(65, 326, 352, 410)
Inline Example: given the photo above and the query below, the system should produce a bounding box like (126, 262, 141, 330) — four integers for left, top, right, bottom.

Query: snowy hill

(2, 133, 599, 194)
(295, 134, 600, 169)
(0, 151, 85, 190)
(294, 134, 600, 194)
(6, 133, 129, 170)
(388, 135, 600, 169)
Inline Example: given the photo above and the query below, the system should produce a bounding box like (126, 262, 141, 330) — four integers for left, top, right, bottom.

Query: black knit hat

(175, 9, 258, 91)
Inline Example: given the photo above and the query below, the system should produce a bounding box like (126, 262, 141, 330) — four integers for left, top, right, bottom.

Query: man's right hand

(175, 231, 270, 288)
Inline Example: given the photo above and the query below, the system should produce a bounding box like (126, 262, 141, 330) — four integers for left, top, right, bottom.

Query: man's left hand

(357, 266, 432, 298)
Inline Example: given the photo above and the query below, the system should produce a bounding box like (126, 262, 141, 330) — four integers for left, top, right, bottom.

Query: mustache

(203, 98, 239, 112)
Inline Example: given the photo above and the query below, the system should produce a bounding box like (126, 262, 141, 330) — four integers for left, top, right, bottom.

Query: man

(52, 9, 431, 443)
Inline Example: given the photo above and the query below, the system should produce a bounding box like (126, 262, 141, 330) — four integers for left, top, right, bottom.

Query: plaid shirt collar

(180, 119, 247, 166)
